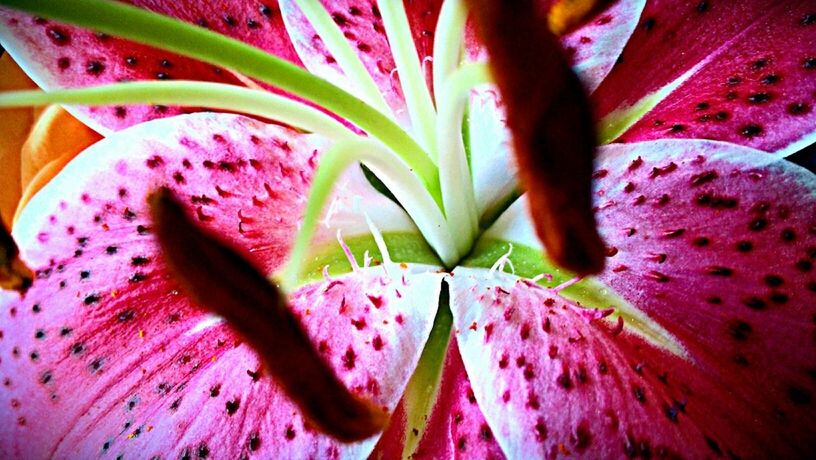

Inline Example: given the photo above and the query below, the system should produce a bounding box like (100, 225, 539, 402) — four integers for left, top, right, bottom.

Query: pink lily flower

(0, 0, 815, 458)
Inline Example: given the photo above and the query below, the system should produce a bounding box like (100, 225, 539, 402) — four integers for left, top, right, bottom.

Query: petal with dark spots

(466, 0, 605, 275)
(595, 0, 816, 155)
(0, 113, 443, 457)
(0, 1, 300, 132)
(559, 0, 646, 93)
(412, 339, 506, 459)
(150, 189, 386, 441)
(448, 267, 811, 458)
(592, 140, 816, 451)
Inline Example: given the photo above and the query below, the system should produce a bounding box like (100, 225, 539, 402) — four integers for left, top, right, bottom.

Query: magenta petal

(411, 338, 506, 459)
(448, 267, 810, 458)
(0, 113, 444, 457)
(0, 1, 300, 132)
(594, 140, 816, 452)
(594, 1, 816, 154)
(561, 0, 646, 93)
(0, 266, 442, 458)
(279, 0, 441, 125)
(13, 113, 322, 273)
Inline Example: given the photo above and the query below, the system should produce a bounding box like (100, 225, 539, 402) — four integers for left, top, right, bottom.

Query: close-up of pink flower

(0, 0, 815, 458)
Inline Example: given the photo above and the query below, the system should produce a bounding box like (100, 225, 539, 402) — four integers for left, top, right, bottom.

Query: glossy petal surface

(562, 0, 646, 93)
(449, 266, 812, 458)
(411, 339, 505, 459)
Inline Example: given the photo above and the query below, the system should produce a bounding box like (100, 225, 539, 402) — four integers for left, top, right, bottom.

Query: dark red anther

(467, 0, 605, 275)
(149, 188, 386, 442)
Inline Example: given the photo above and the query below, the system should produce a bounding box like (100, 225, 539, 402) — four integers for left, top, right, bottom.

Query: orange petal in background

(0, 52, 36, 225)
(15, 105, 102, 222)
(0, 53, 102, 226)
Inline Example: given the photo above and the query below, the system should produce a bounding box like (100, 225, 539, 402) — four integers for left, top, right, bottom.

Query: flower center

(282, 0, 500, 283)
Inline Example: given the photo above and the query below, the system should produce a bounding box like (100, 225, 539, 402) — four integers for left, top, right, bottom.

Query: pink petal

(279, 0, 441, 125)
(465, 0, 643, 90)
(0, 1, 300, 133)
(409, 338, 506, 459)
(561, 0, 646, 93)
(14, 113, 321, 273)
(0, 113, 444, 457)
(0, 266, 442, 458)
(594, 1, 816, 154)
(448, 267, 809, 458)
(594, 140, 816, 451)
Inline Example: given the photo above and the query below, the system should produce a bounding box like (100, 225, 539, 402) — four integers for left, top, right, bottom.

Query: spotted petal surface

(561, 0, 647, 93)
(409, 340, 506, 459)
(0, 1, 300, 133)
(447, 139, 816, 457)
(0, 113, 444, 458)
(595, 0, 816, 155)
(593, 140, 816, 450)
(449, 266, 816, 458)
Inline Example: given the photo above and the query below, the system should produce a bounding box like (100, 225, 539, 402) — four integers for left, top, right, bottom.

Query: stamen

(282, 138, 456, 289)
(432, 0, 468, 101)
(437, 63, 491, 255)
(377, 0, 438, 155)
(488, 243, 515, 276)
(551, 275, 584, 292)
(467, 0, 606, 275)
(364, 212, 393, 269)
(290, 0, 395, 119)
(530, 273, 554, 283)
(322, 265, 333, 282)
(336, 230, 361, 272)
(0, 82, 355, 141)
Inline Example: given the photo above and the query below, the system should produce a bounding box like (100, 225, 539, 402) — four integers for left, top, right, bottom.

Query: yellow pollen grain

(548, 0, 600, 36)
